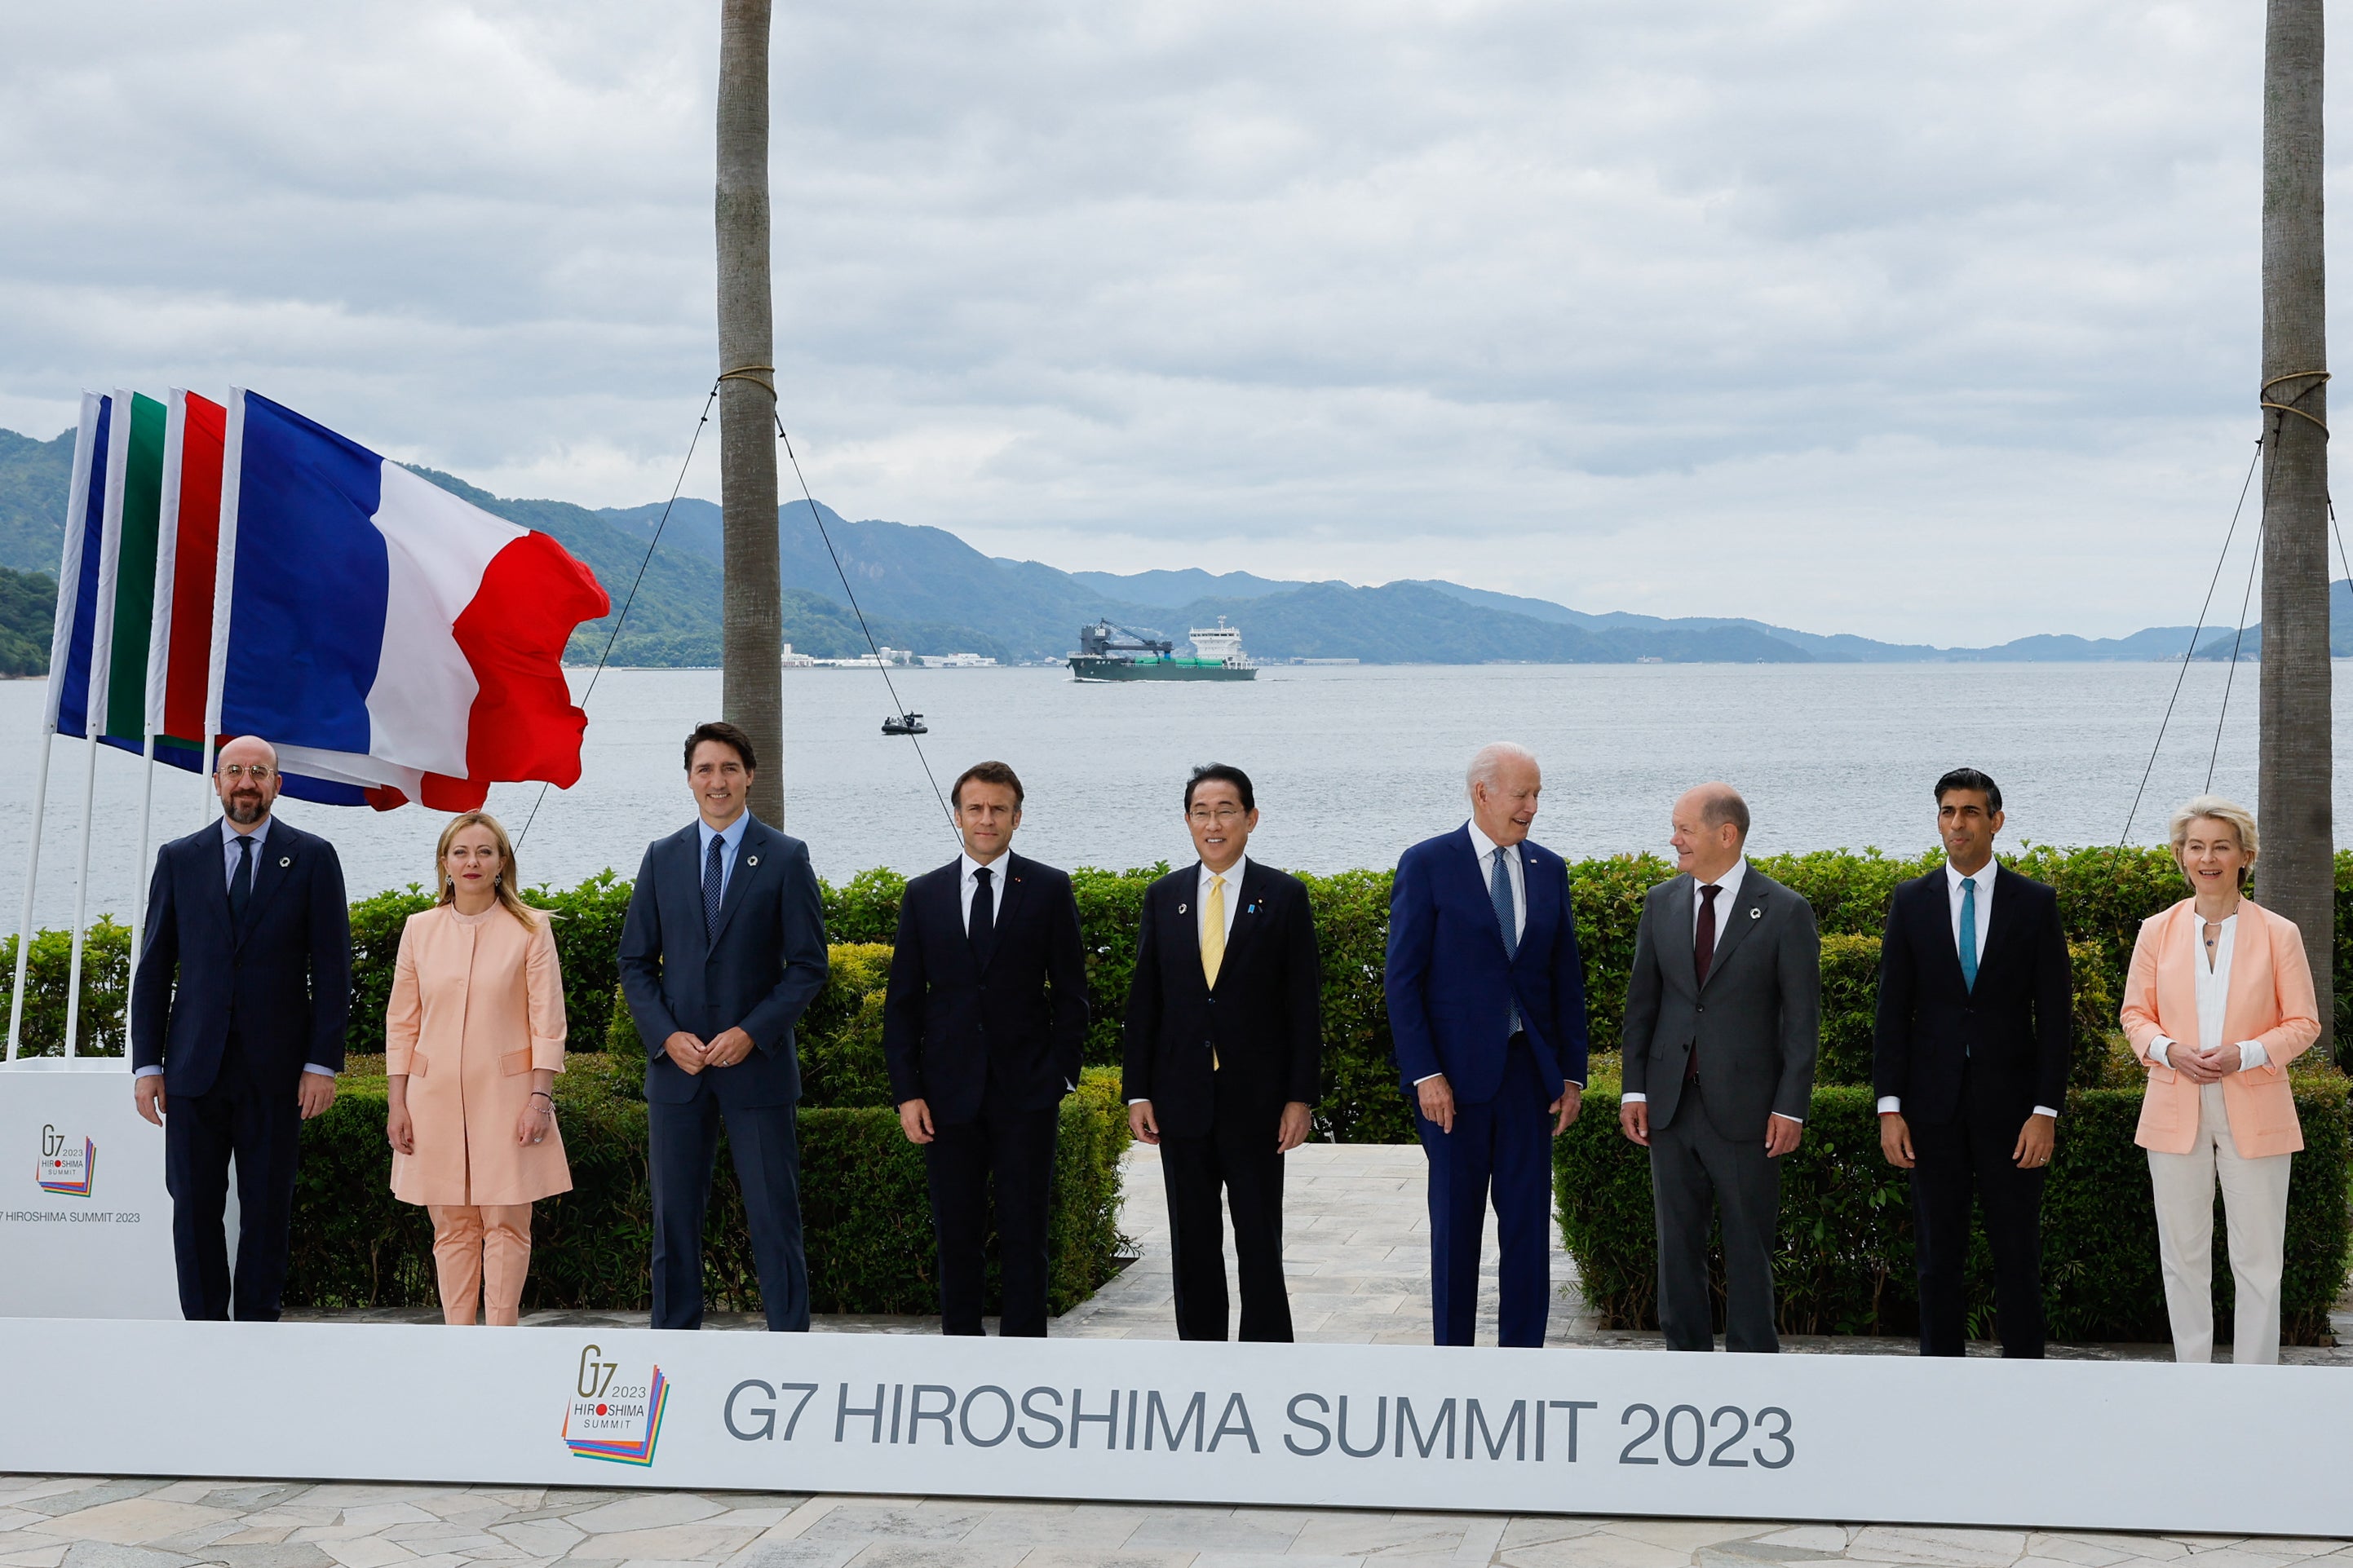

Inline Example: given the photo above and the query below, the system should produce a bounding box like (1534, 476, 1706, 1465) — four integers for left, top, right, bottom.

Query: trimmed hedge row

(1554, 1061, 2353, 1345)
(284, 1060, 1132, 1317)
(9, 845, 2349, 1138)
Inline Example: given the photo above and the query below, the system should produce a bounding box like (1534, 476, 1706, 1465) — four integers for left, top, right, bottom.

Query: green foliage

(1815, 935, 1881, 1088)
(0, 918, 130, 1056)
(823, 866, 908, 946)
(1555, 1068, 2353, 1344)
(1302, 869, 1409, 1144)
(799, 943, 894, 1109)
(343, 885, 436, 1057)
(526, 869, 635, 1052)
(1072, 864, 1163, 1067)
(284, 1064, 1131, 1316)
(0, 567, 55, 675)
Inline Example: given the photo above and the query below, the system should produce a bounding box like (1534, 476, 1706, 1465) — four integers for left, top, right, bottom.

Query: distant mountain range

(1, 422, 2342, 669)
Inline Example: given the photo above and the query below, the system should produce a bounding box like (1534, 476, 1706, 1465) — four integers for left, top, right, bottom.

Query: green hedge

(1554, 1062, 2353, 1345)
(285, 1061, 1133, 1317)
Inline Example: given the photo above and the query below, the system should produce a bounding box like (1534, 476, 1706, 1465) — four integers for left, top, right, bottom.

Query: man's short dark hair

(953, 760, 1024, 810)
(1184, 763, 1256, 814)
(1935, 767, 2002, 815)
(684, 721, 757, 773)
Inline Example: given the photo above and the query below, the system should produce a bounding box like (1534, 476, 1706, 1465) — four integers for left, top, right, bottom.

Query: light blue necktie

(1490, 849, 1519, 961)
(1958, 877, 1979, 992)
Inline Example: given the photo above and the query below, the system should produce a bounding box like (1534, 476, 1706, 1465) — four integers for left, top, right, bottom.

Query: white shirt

(1464, 822, 1525, 944)
(1876, 860, 2055, 1120)
(959, 850, 1009, 933)
(1198, 855, 1246, 947)
(2150, 910, 2267, 1073)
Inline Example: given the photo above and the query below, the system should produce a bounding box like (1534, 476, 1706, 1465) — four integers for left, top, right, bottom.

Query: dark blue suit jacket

(618, 816, 829, 1109)
(881, 854, 1090, 1126)
(130, 819, 353, 1098)
(1384, 825, 1590, 1103)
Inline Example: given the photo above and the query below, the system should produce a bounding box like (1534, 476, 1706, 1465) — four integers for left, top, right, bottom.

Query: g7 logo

(577, 1345, 617, 1399)
(41, 1125, 63, 1159)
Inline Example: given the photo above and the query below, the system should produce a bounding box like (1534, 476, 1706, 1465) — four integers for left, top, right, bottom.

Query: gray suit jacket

(1619, 865, 1820, 1141)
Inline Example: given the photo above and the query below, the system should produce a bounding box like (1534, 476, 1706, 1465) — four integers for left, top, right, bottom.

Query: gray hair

(2168, 794, 2259, 873)
(1466, 742, 1539, 801)
(1683, 781, 1751, 841)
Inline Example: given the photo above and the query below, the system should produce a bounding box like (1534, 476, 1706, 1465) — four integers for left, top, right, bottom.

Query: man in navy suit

(131, 735, 352, 1321)
(883, 760, 1090, 1336)
(1873, 767, 2071, 1357)
(1384, 742, 1590, 1348)
(620, 721, 829, 1332)
(1123, 763, 1322, 1341)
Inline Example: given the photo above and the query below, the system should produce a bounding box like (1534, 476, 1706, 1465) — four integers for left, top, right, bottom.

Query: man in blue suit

(131, 735, 352, 1321)
(1385, 742, 1589, 1348)
(620, 721, 829, 1331)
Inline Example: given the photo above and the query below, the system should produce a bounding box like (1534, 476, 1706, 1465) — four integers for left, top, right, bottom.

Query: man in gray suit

(1618, 783, 1819, 1353)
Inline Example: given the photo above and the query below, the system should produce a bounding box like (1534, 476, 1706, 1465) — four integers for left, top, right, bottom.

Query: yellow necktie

(1203, 875, 1227, 1069)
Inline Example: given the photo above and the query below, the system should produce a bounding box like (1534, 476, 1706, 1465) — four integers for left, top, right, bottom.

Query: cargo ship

(1068, 617, 1258, 682)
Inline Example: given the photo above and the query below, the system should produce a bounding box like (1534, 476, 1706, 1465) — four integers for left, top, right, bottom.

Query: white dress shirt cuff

(1413, 1073, 1444, 1087)
(1128, 1098, 1148, 1106)
(2149, 1036, 2173, 1067)
(303, 1064, 337, 1077)
(1877, 1096, 1900, 1115)
(1622, 1091, 1646, 1104)
(1771, 1112, 1803, 1126)
(2031, 1105, 2058, 1120)
(134, 1065, 162, 1080)
(2238, 1041, 2267, 1072)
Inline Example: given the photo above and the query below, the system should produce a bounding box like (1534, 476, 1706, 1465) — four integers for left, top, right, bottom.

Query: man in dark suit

(884, 760, 1089, 1336)
(1620, 783, 1819, 1354)
(130, 736, 352, 1321)
(1384, 742, 1589, 1349)
(1873, 767, 2072, 1358)
(620, 721, 829, 1332)
(1123, 763, 1322, 1341)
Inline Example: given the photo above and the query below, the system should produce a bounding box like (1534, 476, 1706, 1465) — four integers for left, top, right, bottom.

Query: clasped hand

(2169, 1043, 2241, 1084)
(665, 1027, 754, 1075)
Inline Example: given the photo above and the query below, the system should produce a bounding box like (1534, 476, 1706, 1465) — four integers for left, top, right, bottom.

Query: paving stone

(318, 1542, 418, 1568)
(202, 1549, 338, 1568)
(199, 1493, 316, 1518)
(568, 1527, 763, 1561)
(1123, 1518, 1301, 1556)
(838, 1548, 1028, 1568)
(20, 1490, 171, 1522)
(42, 1504, 238, 1548)
(0, 1548, 69, 1568)
(568, 1506, 731, 1541)
(1289, 1517, 1466, 1559)
(1846, 1531, 2028, 1568)
(960, 1512, 1145, 1550)
(1497, 1535, 1687, 1568)
(1701, 1545, 1844, 1566)
(1601, 1521, 1778, 1552)
(1010, 1551, 1195, 1568)
(1751, 1531, 1855, 1556)
(802, 1510, 988, 1546)
(2023, 1539, 2140, 1568)
(726, 1541, 862, 1568)
(1495, 1521, 1601, 1553)
(489, 1526, 586, 1559)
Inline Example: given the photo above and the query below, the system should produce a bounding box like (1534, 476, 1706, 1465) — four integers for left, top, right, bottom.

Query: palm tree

(2258, 0, 2333, 1053)
(716, 0, 785, 825)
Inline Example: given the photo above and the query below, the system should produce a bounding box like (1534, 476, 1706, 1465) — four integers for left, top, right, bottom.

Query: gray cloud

(0, 0, 2334, 643)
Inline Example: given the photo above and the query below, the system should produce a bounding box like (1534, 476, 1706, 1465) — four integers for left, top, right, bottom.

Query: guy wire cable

(515, 387, 719, 853)
(2113, 433, 2265, 852)
(2203, 409, 2284, 793)
(773, 409, 959, 840)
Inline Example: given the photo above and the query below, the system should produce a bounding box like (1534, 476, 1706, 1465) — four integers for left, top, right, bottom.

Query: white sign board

(2, 1318, 2348, 1537)
(0, 1058, 184, 1318)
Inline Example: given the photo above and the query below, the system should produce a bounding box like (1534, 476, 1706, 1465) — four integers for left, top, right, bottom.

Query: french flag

(215, 390, 612, 811)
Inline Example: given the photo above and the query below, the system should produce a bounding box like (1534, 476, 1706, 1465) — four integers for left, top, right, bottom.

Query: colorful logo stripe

(37, 1139, 94, 1197)
(564, 1367, 667, 1466)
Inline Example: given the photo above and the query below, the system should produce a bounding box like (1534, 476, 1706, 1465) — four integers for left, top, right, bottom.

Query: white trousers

(2146, 1081, 2292, 1365)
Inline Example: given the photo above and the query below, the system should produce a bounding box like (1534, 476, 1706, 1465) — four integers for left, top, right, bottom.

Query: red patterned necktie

(1687, 883, 1720, 1083)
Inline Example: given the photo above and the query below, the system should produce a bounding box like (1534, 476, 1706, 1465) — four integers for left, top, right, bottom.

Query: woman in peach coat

(385, 811, 572, 1325)
(2118, 794, 2319, 1366)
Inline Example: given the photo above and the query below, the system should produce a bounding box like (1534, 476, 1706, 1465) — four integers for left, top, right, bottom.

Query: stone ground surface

(24, 1144, 2351, 1567)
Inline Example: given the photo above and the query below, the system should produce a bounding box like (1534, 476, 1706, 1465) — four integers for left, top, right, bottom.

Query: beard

(225, 793, 267, 826)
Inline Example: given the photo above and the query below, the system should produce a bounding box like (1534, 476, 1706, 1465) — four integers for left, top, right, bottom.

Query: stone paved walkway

(24, 1146, 2351, 1566)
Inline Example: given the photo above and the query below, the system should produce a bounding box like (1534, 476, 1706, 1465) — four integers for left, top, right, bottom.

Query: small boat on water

(882, 712, 927, 735)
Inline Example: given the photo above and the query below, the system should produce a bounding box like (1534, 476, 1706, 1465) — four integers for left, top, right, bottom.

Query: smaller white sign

(0, 1059, 185, 1319)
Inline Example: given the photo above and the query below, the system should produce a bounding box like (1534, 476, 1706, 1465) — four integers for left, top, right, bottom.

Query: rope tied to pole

(718, 364, 778, 398)
(2260, 369, 2329, 435)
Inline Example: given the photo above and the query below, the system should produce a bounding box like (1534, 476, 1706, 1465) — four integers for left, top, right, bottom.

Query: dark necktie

(1687, 883, 1720, 1083)
(969, 867, 996, 966)
(703, 833, 725, 939)
(228, 833, 255, 924)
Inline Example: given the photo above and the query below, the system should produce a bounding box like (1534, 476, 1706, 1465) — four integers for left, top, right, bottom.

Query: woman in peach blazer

(385, 811, 572, 1325)
(2118, 795, 2318, 1365)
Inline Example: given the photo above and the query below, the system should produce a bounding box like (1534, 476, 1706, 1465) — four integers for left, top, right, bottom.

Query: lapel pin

(1178, 903, 1188, 914)
(280, 857, 291, 868)
(1749, 907, 1761, 920)
(746, 855, 759, 867)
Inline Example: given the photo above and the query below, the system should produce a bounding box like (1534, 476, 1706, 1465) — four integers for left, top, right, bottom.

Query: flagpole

(202, 391, 245, 824)
(128, 389, 192, 1028)
(11, 395, 104, 1062)
(62, 389, 134, 1059)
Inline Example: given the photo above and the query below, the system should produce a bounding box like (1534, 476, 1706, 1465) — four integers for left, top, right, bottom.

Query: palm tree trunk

(2259, 0, 2333, 1054)
(717, 0, 785, 826)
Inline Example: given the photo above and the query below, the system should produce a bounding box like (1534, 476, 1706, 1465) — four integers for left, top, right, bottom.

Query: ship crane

(1075, 620, 1174, 658)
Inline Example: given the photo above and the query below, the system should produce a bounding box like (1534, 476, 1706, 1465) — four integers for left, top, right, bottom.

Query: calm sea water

(0, 660, 2317, 930)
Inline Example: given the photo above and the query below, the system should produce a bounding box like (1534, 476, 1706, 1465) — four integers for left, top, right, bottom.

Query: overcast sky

(0, 2, 2339, 643)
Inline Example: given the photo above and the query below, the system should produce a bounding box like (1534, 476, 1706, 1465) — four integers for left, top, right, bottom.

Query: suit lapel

(1665, 876, 1699, 994)
(979, 855, 1027, 972)
(669, 825, 712, 965)
(707, 820, 768, 947)
(237, 825, 296, 947)
(1512, 846, 1555, 971)
(200, 826, 235, 939)
(1206, 861, 1264, 993)
(2223, 900, 2271, 1045)
(1699, 869, 1767, 989)
(1451, 826, 1514, 961)
(1970, 866, 2024, 981)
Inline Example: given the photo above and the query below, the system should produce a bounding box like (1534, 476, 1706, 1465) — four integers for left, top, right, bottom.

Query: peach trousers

(427, 1204, 533, 1326)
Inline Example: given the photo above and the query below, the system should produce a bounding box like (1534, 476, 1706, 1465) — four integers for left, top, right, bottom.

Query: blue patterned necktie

(703, 833, 726, 939)
(1958, 877, 1979, 992)
(1490, 849, 1518, 961)
(228, 833, 255, 923)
